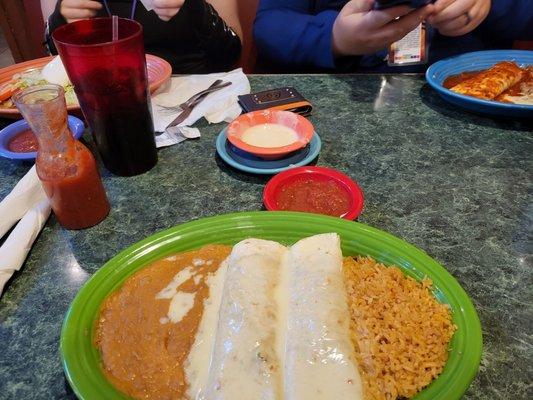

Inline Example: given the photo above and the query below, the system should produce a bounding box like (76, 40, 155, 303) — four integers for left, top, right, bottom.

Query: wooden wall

(0, 0, 47, 62)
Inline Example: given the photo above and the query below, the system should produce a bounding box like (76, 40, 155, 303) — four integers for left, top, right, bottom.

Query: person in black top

(46, 0, 242, 74)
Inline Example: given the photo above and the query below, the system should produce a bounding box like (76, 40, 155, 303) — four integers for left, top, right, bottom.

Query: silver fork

(158, 79, 228, 113)
(163, 80, 232, 129)
(158, 79, 232, 134)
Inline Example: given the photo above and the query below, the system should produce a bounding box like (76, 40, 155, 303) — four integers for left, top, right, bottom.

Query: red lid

(263, 166, 364, 220)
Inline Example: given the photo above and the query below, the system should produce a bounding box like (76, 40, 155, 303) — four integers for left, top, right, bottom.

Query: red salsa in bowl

(276, 176, 351, 217)
(0, 115, 85, 160)
(263, 166, 364, 220)
(7, 128, 38, 153)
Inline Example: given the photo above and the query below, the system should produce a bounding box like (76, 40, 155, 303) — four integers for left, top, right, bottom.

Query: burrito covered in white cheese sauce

(202, 238, 288, 400)
(185, 234, 362, 400)
(283, 233, 363, 400)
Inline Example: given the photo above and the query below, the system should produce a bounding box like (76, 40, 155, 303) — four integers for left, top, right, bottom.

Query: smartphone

(374, 0, 435, 10)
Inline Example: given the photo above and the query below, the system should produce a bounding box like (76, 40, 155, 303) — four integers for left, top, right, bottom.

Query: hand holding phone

(427, 0, 491, 37)
(332, 0, 434, 57)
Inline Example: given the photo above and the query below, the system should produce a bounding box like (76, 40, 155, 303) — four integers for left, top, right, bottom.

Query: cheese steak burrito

(202, 239, 288, 399)
(283, 233, 363, 399)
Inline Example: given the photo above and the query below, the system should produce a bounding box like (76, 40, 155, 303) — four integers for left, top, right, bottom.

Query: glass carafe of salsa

(13, 84, 110, 230)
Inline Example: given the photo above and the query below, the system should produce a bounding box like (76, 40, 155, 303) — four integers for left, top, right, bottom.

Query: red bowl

(263, 166, 364, 220)
(227, 110, 314, 160)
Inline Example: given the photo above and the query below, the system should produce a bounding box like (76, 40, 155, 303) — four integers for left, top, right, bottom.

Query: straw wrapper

(0, 166, 47, 238)
(0, 167, 50, 295)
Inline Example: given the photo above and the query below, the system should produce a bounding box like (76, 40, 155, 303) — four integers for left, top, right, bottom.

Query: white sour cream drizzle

(185, 259, 229, 400)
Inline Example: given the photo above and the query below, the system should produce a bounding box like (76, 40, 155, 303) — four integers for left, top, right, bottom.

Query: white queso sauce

(241, 123, 299, 148)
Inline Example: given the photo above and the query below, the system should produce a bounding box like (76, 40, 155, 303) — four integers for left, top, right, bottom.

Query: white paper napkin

(151, 68, 250, 142)
(155, 126, 202, 148)
(0, 166, 48, 238)
(0, 199, 51, 295)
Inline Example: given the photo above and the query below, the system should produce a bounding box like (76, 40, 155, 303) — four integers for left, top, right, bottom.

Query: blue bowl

(426, 50, 533, 118)
(226, 141, 311, 169)
(0, 116, 85, 160)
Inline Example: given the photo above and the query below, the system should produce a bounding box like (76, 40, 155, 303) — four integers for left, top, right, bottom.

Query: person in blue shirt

(253, 0, 532, 72)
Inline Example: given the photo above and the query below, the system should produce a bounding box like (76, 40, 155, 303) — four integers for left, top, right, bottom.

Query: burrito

(283, 233, 363, 400)
(202, 238, 288, 400)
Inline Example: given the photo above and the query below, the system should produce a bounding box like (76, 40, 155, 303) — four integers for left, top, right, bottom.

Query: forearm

(48, 0, 68, 32)
(170, 0, 242, 72)
(201, 1, 242, 71)
(45, 1, 67, 54)
(207, 0, 242, 40)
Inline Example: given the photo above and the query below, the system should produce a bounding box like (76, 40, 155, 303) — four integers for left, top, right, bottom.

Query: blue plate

(216, 129, 322, 175)
(426, 50, 533, 118)
(227, 139, 311, 169)
(0, 115, 85, 160)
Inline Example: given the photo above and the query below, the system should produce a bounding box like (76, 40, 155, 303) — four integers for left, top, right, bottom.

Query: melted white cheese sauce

(193, 258, 206, 267)
(274, 249, 290, 396)
(168, 292, 195, 323)
(193, 274, 203, 285)
(156, 266, 193, 299)
(503, 94, 533, 105)
(156, 264, 203, 325)
(502, 83, 533, 105)
(186, 259, 229, 400)
(241, 123, 299, 148)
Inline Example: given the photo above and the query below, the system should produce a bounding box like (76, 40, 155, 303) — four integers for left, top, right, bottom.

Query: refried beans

(94, 244, 232, 400)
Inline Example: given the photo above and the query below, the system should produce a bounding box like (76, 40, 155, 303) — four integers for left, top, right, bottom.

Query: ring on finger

(464, 11, 472, 25)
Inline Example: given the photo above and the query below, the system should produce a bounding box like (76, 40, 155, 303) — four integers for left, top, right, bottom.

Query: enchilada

(449, 61, 524, 100)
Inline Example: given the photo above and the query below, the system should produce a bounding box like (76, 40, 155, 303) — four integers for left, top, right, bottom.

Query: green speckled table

(0, 75, 532, 399)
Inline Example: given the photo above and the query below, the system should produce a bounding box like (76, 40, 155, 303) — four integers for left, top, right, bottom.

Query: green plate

(61, 211, 482, 400)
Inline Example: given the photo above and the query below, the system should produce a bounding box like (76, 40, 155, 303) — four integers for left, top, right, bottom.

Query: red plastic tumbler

(52, 17, 157, 176)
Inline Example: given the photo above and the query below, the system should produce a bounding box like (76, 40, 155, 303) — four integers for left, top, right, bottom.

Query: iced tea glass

(52, 17, 157, 176)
